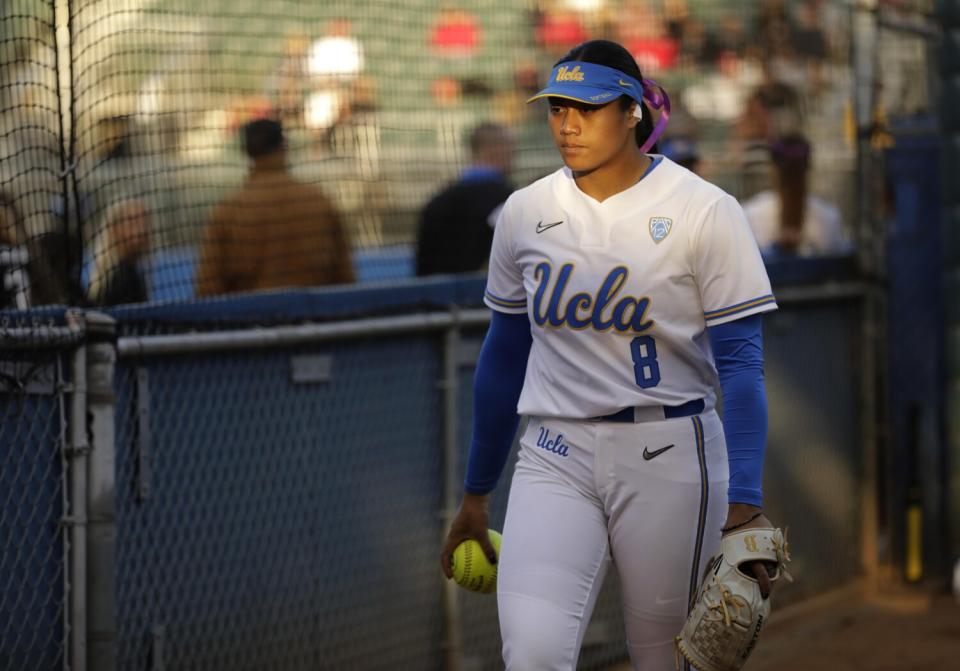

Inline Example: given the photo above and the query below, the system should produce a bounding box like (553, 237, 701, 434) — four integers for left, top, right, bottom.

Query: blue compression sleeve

(464, 311, 533, 495)
(707, 314, 767, 507)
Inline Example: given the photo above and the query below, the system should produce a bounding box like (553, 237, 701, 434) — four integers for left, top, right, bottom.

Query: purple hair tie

(769, 139, 811, 159)
(639, 78, 670, 154)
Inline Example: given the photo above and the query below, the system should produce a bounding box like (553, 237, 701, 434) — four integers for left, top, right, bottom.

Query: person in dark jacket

(416, 122, 514, 276)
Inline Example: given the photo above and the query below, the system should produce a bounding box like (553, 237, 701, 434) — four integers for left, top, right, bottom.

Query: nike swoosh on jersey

(536, 220, 564, 234)
(618, 79, 633, 87)
(642, 444, 675, 460)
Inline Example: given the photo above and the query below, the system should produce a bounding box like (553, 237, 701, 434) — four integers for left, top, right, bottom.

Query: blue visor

(526, 61, 644, 106)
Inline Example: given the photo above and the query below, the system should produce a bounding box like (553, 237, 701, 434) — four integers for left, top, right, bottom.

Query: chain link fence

(762, 294, 864, 600)
(113, 335, 447, 669)
(0, 280, 869, 670)
(93, 283, 864, 670)
(0, 326, 78, 671)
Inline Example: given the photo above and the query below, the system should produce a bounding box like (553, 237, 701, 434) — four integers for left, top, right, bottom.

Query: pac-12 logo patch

(649, 217, 673, 243)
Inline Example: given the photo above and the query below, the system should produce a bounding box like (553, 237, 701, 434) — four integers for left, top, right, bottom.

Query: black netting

(2, 1, 864, 311)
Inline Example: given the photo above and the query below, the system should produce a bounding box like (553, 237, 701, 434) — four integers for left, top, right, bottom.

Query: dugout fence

(0, 265, 869, 670)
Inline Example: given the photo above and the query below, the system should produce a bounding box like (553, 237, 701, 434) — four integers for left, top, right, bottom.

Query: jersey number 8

(630, 335, 661, 389)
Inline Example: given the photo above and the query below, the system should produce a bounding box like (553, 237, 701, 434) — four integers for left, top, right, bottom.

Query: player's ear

(627, 102, 641, 129)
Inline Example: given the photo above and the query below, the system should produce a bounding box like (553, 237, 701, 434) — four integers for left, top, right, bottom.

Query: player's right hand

(441, 493, 497, 579)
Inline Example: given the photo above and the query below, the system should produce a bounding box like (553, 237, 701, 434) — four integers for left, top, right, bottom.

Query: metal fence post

(943, 0, 960, 584)
(860, 289, 883, 581)
(441, 309, 463, 671)
(84, 312, 117, 671)
(852, 0, 885, 582)
(65, 311, 88, 671)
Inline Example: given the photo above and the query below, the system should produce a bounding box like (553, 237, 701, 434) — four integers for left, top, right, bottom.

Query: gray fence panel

(763, 297, 863, 601)
(106, 290, 864, 670)
(453, 330, 509, 671)
(0, 357, 68, 671)
(114, 337, 445, 670)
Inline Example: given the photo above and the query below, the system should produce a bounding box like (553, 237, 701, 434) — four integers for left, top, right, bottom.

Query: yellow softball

(451, 530, 502, 594)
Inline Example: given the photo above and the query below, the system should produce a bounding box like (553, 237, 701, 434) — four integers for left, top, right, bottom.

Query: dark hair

(242, 118, 285, 159)
(770, 133, 811, 165)
(555, 40, 657, 152)
(770, 133, 811, 238)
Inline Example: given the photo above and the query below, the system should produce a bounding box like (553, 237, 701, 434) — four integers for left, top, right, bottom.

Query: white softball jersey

(484, 156, 777, 419)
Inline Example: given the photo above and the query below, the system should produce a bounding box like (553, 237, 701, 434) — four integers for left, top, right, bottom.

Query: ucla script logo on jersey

(536, 427, 569, 457)
(649, 217, 673, 243)
(532, 262, 654, 333)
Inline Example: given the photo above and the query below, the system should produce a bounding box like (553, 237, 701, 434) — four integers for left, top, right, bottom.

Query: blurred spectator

(95, 115, 134, 163)
(1, 39, 59, 114)
(535, 2, 588, 58)
(0, 193, 31, 309)
(492, 63, 543, 127)
(735, 73, 802, 198)
(0, 191, 77, 307)
(738, 75, 802, 143)
(77, 101, 181, 256)
(617, 1, 678, 73)
(195, 119, 353, 297)
(333, 69, 381, 173)
(818, 0, 850, 64)
(33, 231, 82, 306)
(663, 0, 690, 42)
(792, 0, 829, 96)
(793, 0, 828, 63)
(431, 77, 463, 108)
(875, 2, 931, 118)
(305, 18, 365, 140)
(308, 18, 364, 80)
(81, 111, 175, 254)
(430, 6, 481, 58)
(755, 0, 796, 62)
(269, 31, 311, 131)
(701, 14, 748, 67)
(683, 49, 762, 125)
(87, 199, 150, 307)
(674, 18, 709, 69)
(741, 134, 851, 258)
(416, 123, 514, 276)
(513, 62, 542, 100)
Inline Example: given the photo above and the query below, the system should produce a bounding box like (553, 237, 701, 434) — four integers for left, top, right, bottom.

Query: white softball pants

(497, 410, 729, 671)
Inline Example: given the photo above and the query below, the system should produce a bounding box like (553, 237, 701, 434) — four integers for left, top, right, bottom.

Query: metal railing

(104, 284, 866, 670)
(0, 280, 871, 670)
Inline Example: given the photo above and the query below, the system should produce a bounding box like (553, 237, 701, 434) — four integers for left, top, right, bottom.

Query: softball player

(441, 40, 780, 670)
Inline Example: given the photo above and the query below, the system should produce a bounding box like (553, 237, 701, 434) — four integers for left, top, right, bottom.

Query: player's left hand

(723, 504, 776, 599)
